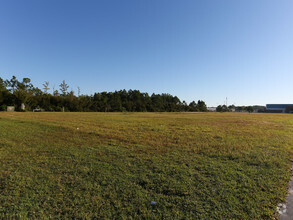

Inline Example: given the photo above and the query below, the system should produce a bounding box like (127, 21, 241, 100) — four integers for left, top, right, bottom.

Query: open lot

(0, 112, 293, 218)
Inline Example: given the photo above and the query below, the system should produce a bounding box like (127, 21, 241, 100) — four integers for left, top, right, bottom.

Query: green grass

(0, 112, 293, 218)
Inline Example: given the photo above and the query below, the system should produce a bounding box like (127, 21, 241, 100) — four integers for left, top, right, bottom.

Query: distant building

(7, 106, 15, 112)
(266, 104, 293, 113)
(207, 107, 217, 112)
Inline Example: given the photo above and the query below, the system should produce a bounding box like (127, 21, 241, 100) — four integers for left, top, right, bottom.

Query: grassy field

(0, 112, 293, 219)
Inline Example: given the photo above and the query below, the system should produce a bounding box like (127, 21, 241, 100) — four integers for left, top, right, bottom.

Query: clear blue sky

(0, 0, 292, 106)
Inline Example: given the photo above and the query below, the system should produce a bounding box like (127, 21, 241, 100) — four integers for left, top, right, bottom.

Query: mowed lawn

(0, 112, 293, 219)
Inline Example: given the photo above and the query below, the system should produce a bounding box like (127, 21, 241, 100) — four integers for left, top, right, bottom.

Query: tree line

(215, 105, 260, 113)
(0, 76, 208, 112)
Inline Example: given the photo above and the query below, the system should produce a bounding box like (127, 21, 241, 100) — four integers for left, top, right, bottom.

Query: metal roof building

(266, 104, 293, 113)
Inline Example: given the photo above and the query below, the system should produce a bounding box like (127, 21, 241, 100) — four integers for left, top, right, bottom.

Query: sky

(0, 0, 292, 106)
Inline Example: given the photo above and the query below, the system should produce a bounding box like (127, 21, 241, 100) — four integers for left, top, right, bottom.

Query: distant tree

(228, 105, 235, 112)
(0, 77, 5, 106)
(235, 106, 246, 112)
(52, 85, 55, 94)
(53, 90, 59, 96)
(216, 105, 223, 112)
(59, 80, 69, 96)
(0, 77, 5, 91)
(189, 101, 198, 112)
(181, 101, 189, 111)
(246, 106, 254, 113)
(216, 105, 229, 112)
(197, 100, 207, 112)
(21, 78, 32, 90)
(6, 75, 18, 93)
(14, 77, 34, 110)
(69, 90, 74, 102)
(151, 93, 163, 112)
(77, 86, 81, 97)
(33, 87, 43, 96)
(42, 81, 50, 94)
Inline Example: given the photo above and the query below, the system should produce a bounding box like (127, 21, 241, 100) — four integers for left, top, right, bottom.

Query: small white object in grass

(151, 201, 157, 205)
(77, 128, 79, 130)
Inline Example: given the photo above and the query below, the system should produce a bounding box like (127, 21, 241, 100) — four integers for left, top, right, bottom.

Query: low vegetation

(0, 112, 292, 218)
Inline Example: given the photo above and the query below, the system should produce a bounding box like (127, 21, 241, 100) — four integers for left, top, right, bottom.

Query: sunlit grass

(0, 112, 292, 218)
